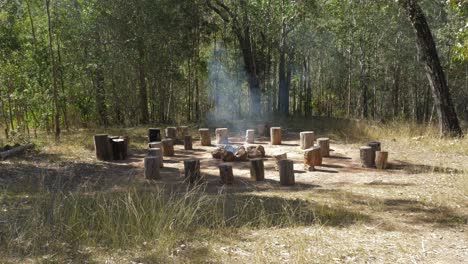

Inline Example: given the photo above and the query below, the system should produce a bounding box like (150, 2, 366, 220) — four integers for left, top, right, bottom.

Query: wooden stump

(111, 138, 126, 160)
(165, 127, 177, 140)
(148, 142, 162, 149)
(304, 146, 322, 167)
(278, 159, 295, 186)
(250, 158, 265, 181)
(300, 131, 315, 150)
(148, 128, 161, 142)
(184, 159, 201, 184)
(303, 148, 315, 171)
(94, 134, 113, 161)
(148, 147, 163, 168)
(119, 136, 129, 159)
(144, 156, 160, 180)
(162, 139, 175, 156)
(376, 151, 388, 170)
(360, 146, 374, 168)
(215, 128, 229, 144)
(177, 126, 189, 143)
(273, 152, 287, 170)
(317, 138, 330, 157)
(245, 129, 255, 144)
(270, 127, 282, 145)
(219, 164, 234, 185)
(367, 141, 381, 166)
(184, 135, 193, 150)
(256, 124, 266, 137)
(199, 128, 211, 146)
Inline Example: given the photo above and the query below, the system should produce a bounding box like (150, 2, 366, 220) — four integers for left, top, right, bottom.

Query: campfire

(212, 144, 265, 162)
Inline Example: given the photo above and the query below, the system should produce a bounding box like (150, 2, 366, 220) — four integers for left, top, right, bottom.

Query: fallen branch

(0, 143, 34, 160)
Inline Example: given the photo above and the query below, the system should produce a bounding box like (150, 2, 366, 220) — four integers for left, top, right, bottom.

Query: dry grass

(0, 119, 467, 263)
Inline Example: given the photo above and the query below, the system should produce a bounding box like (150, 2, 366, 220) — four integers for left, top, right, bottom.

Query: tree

(399, 0, 463, 137)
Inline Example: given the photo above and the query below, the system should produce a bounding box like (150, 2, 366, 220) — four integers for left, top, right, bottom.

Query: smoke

(205, 41, 247, 127)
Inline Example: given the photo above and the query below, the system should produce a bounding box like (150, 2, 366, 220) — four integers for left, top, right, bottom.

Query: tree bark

(400, 0, 462, 137)
(46, 0, 60, 142)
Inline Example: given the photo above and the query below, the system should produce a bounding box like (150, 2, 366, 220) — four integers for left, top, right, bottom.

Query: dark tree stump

(148, 128, 161, 142)
(94, 134, 113, 161)
(184, 135, 193, 150)
(250, 158, 265, 181)
(317, 138, 330, 157)
(300, 131, 315, 150)
(376, 151, 389, 170)
(278, 159, 295, 186)
(119, 136, 129, 159)
(111, 138, 126, 160)
(184, 159, 201, 184)
(270, 127, 282, 145)
(144, 156, 160, 180)
(199, 128, 211, 146)
(360, 146, 374, 168)
(162, 139, 174, 156)
(219, 164, 234, 185)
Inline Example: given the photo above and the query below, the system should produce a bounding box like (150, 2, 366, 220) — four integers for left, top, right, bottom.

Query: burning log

(216, 128, 229, 144)
(222, 145, 236, 162)
(235, 146, 248, 161)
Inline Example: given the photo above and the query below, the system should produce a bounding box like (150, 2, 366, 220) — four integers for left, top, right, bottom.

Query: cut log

(212, 145, 225, 159)
(219, 164, 234, 185)
(119, 136, 129, 159)
(245, 129, 255, 144)
(111, 139, 126, 160)
(144, 156, 160, 180)
(256, 145, 265, 157)
(148, 128, 161, 142)
(270, 127, 282, 145)
(148, 147, 163, 168)
(256, 124, 266, 137)
(317, 138, 330, 157)
(273, 152, 287, 170)
(278, 159, 295, 186)
(367, 141, 381, 166)
(360, 146, 374, 168)
(250, 158, 265, 181)
(0, 143, 34, 160)
(215, 128, 229, 144)
(184, 135, 193, 150)
(303, 148, 315, 171)
(165, 127, 177, 140)
(222, 150, 236, 162)
(300, 131, 315, 150)
(177, 126, 189, 144)
(234, 146, 248, 161)
(304, 146, 322, 167)
(199, 128, 211, 146)
(94, 134, 113, 161)
(376, 151, 389, 170)
(162, 139, 175, 157)
(184, 159, 201, 184)
(148, 142, 162, 149)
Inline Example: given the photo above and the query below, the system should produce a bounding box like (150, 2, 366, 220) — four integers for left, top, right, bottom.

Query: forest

(0, 0, 466, 139)
(0, 0, 467, 263)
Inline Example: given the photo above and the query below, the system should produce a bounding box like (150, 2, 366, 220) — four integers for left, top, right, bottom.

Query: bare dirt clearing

(1, 129, 467, 263)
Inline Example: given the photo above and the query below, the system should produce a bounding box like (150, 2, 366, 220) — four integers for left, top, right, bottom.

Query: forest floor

(1, 119, 467, 263)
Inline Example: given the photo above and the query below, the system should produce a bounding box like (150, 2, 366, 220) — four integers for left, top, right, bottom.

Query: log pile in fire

(212, 144, 265, 162)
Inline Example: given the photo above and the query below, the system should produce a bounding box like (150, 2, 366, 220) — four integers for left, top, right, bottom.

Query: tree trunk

(46, 0, 60, 142)
(400, 0, 462, 137)
(137, 40, 149, 124)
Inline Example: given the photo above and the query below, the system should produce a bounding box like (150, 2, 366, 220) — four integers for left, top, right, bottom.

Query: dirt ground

(1, 130, 467, 263)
